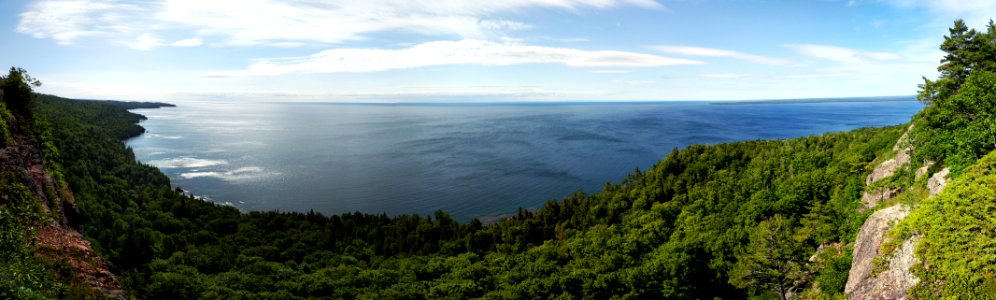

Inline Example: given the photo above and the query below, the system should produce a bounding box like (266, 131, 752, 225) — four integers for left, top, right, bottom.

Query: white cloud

(651, 45, 791, 65)
(38, 78, 607, 102)
(779, 43, 936, 89)
(611, 79, 654, 85)
(171, 37, 203, 47)
(17, 0, 661, 49)
(785, 44, 905, 63)
(587, 69, 635, 74)
(702, 73, 753, 79)
(124, 33, 164, 51)
(207, 39, 702, 76)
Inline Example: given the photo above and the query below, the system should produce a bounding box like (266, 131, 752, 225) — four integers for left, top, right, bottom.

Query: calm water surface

(126, 100, 922, 221)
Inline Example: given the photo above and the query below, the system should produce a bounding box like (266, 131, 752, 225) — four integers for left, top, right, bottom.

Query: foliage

(730, 215, 809, 300)
(0, 67, 42, 117)
(892, 151, 996, 298)
(32, 93, 904, 298)
(0, 207, 58, 300)
(811, 248, 851, 298)
(913, 20, 996, 173)
(885, 19, 996, 299)
(0, 102, 12, 147)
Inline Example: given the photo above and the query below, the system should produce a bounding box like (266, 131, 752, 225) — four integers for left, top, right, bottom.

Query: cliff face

(0, 110, 126, 299)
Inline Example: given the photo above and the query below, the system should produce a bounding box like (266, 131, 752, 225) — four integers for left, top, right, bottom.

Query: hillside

(2, 19, 995, 299)
(18, 90, 903, 299)
(0, 72, 125, 299)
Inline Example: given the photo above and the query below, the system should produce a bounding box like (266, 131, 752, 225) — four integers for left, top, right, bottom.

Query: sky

(1, 0, 995, 102)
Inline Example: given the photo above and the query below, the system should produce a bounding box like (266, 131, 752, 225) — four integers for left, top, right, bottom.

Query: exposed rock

(927, 168, 950, 197)
(848, 235, 921, 300)
(866, 128, 912, 186)
(860, 188, 899, 212)
(860, 129, 913, 213)
(35, 225, 128, 299)
(845, 205, 910, 296)
(846, 167, 951, 299)
(866, 158, 900, 186)
(915, 161, 934, 180)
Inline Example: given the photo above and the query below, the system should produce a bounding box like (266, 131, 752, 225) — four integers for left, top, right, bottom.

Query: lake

(126, 99, 923, 221)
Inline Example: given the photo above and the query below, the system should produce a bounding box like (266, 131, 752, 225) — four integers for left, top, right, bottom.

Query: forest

(1, 19, 995, 299)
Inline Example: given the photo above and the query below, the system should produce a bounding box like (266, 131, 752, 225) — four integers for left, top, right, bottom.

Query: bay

(126, 99, 923, 221)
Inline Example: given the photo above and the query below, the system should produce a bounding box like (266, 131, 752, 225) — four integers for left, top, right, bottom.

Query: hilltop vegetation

(912, 19, 996, 173)
(1, 68, 105, 299)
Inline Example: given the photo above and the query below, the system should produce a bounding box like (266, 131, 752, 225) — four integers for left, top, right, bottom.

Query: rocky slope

(845, 126, 950, 300)
(0, 111, 125, 299)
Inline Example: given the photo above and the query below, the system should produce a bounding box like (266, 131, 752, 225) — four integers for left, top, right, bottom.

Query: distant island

(78, 98, 176, 109)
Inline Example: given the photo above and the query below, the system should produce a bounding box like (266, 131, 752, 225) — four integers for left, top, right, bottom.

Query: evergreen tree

(730, 215, 810, 300)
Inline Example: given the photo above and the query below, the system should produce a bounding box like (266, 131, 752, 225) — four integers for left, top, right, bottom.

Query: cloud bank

(207, 39, 702, 76)
(785, 44, 904, 63)
(652, 45, 791, 65)
(17, 0, 661, 50)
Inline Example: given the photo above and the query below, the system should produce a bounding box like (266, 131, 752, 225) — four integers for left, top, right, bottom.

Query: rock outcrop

(860, 127, 912, 211)
(845, 126, 936, 300)
(36, 225, 127, 299)
(860, 188, 899, 212)
(847, 163, 953, 300)
(865, 129, 912, 186)
(845, 205, 912, 297)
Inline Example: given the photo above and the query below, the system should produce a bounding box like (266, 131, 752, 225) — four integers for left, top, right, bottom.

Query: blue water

(126, 99, 923, 221)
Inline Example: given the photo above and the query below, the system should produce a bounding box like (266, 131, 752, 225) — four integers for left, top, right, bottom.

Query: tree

(730, 215, 810, 300)
(0, 67, 42, 114)
(939, 20, 978, 84)
(919, 19, 996, 105)
(914, 20, 996, 171)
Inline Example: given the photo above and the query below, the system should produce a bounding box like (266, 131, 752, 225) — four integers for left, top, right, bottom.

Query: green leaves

(914, 20, 996, 173)
(730, 215, 810, 300)
(0, 208, 59, 300)
(914, 71, 996, 173)
(898, 151, 996, 298)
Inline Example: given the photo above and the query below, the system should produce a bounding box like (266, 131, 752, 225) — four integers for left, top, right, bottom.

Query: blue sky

(1, 0, 994, 102)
